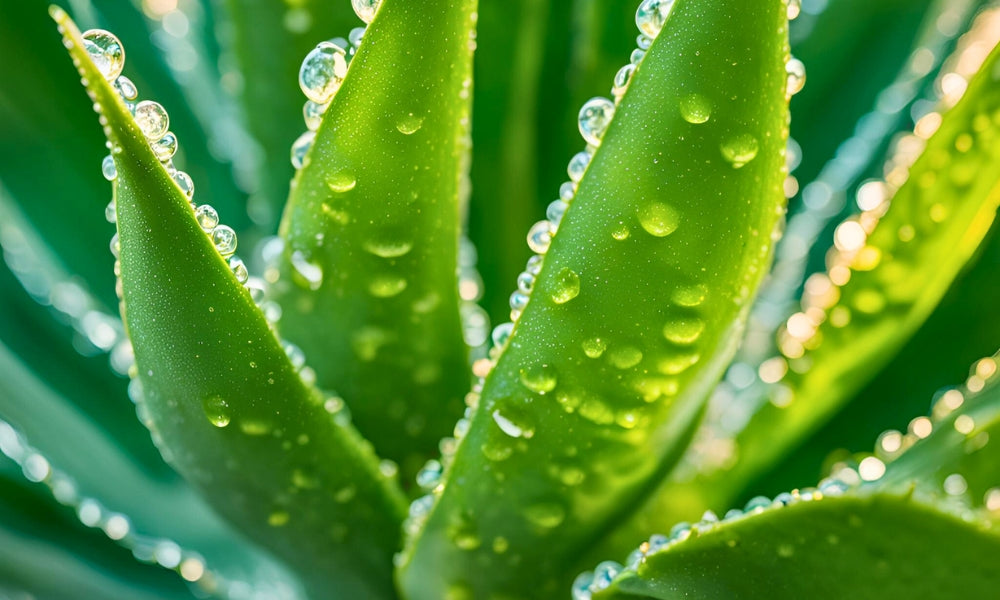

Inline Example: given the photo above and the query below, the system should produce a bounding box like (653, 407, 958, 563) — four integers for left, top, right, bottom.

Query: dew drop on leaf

(151, 132, 178, 161)
(635, 0, 675, 39)
(578, 97, 615, 146)
(721, 133, 760, 168)
(524, 502, 566, 529)
(195, 205, 219, 231)
(786, 58, 806, 97)
(351, 0, 382, 24)
(298, 42, 348, 104)
(637, 202, 679, 237)
(211, 225, 238, 257)
(326, 170, 357, 193)
(202, 395, 231, 428)
(582, 337, 607, 358)
(663, 317, 705, 344)
(679, 93, 712, 124)
(368, 274, 408, 298)
(551, 267, 581, 304)
(519, 363, 558, 394)
(81, 29, 124, 81)
(101, 155, 116, 181)
(133, 101, 169, 140)
(396, 112, 425, 135)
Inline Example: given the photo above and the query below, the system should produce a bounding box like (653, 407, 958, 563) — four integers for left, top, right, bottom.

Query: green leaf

(398, 0, 790, 597)
(272, 0, 477, 480)
(220, 0, 359, 226)
(604, 25, 1000, 553)
(51, 8, 406, 596)
(588, 491, 1000, 600)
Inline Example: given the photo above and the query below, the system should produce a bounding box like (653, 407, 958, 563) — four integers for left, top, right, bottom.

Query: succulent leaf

(51, 8, 407, 596)
(272, 0, 478, 481)
(398, 0, 790, 597)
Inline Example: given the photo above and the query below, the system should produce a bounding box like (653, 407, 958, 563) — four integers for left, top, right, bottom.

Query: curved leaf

(589, 492, 1000, 600)
(52, 8, 406, 597)
(398, 0, 790, 597)
(273, 0, 477, 480)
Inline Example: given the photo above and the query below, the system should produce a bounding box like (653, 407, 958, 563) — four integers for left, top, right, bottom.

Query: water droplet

(115, 76, 138, 101)
(416, 459, 443, 490)
(291, 250, 324, 290)
(291, 131, 315, 169)
(299, 42, 348, 104)
(520, 363, 558, 394)
(527, 220, 552, 253)
(567, 151, 592, 182)
(81, 29, 125, 80)
(608, 346, 643, 369)
(547, 199, 568, 230)
(195, 205, 219, 231)
(786, 0, 801, 20)
(524, 502, 565, 529)
(363, 237, 413, 258)
(492, 322, 514, 348)
(721, 134, 759, 168)
(611, 222, 630, 240)
(303, 100, 329, 131)
(630, 48, 646, 65)
(396, 112, 425, 135)
(509, 290, 529, 312)
(326, 171, 357, 192)
(211, 225, 238, 257)
(172, 171, 194, 199)
(101, 155, 117, 181)
(559, 182, 577, 202)
(663, 317, 705, 344)
(202, 395, 231, 428)
(612, 64, 636, 101)
(134, 101, 169, 140)
(151, 132, 178, 161)
(551, 267, 580, 304)
(637, 202, 679, 237)
(635, 0, 675, 39)
(679, 94, 711, 124)
(240, 418, 273, 436)
(492, 408, 534, 439)
(369, 275, 408, 298)
(229, 257, 249, 284)
(481, 439, 514, 462)
(582, 337, 606, 358)
(105, 200, 116, 223)
(517, 271, 535, 294)
(786, 58, 806, 97)
(673, 284, 707, 307)
(268, 510, 290, 526)
(578, 97, 615, 146)
(352, 0, 381, 23)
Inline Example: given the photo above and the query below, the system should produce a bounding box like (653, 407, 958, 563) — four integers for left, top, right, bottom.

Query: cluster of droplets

(677, 2, 996, 475)
(572, 481, 843, 599)
(292, 1, 380, 168)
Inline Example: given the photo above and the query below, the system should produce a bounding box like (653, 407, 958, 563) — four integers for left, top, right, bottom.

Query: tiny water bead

(679, 94, 712, 124)
(133, 101, 169, 140)
(786, 58, 806, 97)
(291, 131, 315, 169)
(578, 97, 615, 146)
(637, 201, 679, 237)
(101, 155, 117, 181)
(352, 0, 381, 23)
(721, 133, 760, 168)
(551, 267, 581, 304)
(635, 0, 675, 39)
(151, 132, 178, 161)
(211, 225, 238, 257)
(202, 395, 231, 428)
(81, 29, 125, 80)
(299, 42, 348, 104)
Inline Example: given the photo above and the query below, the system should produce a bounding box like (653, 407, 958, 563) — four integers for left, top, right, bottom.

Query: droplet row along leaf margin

(398, 0, 791, 597)
(271, 0, 477, 483)
(50, 8, 407, 598)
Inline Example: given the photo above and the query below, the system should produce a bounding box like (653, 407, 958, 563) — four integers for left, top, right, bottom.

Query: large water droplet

(81, 29, 125, 81)
(527, 220, 552, 253)
(101, 155, 117, 181)
(663, 317, 705, 344)
(202, 395, 231, 428)
(578, 97, 615, 146)
(673, 284, 707, 306)
(520, 363, 558, 394)
(721, 134, 759, 168)
(582, 337, 606, 358)
(679, 94, 712, 124)
(172, 171, 194, 199)
(151, 132, 178, 161)
(551, 267, 581, 304)
(352, 0, 381, 23)
(195, 205, 219, 231)
(211, 225, 238, 257)
(608, 345, 643, 369)
(134, 101, 169, 140)
(396, 112, 425, 135)
(299, 42, 348, 104)
(785, 57, 807, 99)
(637, 202, 679, 237)
(635, 0, 675, 39)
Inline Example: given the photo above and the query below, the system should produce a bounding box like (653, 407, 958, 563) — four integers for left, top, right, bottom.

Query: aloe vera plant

(2, 0, 1000, 597)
